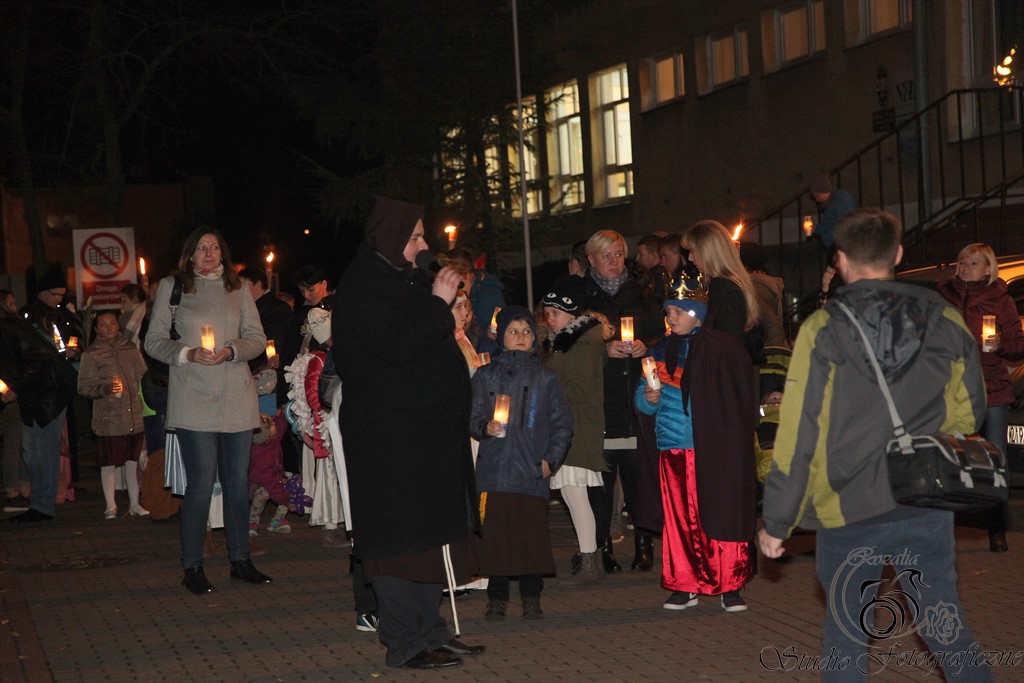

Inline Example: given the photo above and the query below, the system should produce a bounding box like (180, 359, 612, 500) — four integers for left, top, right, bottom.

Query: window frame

(591, 64, 634, 205)
(706, 27, 750, 90)
(545, 80, 586, 213)
(639, 51, 685, 111)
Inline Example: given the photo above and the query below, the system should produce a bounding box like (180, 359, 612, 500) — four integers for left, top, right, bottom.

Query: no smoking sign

(72, 227, 137, 309)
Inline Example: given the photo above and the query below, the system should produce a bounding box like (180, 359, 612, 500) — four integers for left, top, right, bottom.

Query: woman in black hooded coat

(333, 197, 482, 670)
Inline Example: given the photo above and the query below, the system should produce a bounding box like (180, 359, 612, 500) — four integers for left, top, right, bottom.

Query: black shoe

(182, 567, 215, 595)
(436, 638, 485, 657)
(230, 558, 272, 584)
(9, 508, 54, 523)
(403, 649, 462, 669)
(3, 495, 31, 513)
(484, 600, 508, 620)
(631, 533, 654, 571)
(441, 588, 471, 599)
(990, 530, 1009, 553)
(600, 538, 622, 573)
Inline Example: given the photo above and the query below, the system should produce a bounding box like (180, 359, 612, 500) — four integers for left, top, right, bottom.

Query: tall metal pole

(913, 0, 933, 224)
(511, 0, 534, 307)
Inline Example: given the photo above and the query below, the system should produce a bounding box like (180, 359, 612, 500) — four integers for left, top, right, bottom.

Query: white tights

(101, 462, 140, 511)
(561, 484, 597, 554)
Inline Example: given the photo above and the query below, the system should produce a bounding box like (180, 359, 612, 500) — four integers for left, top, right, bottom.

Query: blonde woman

(683, 220, 763, 362)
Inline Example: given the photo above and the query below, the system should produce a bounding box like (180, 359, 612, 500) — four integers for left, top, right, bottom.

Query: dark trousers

(981, 405, 1008, 534)
(350, 555, 378, 615)
(373, 575, 451, 668)
(486, 574, 543, 601)
(589, 447, 639, 543)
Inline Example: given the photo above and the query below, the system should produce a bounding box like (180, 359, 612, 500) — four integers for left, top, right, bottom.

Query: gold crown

(666, 274, 709, 302)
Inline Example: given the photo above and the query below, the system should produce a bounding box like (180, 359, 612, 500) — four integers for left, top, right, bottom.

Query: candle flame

(731, 223, 743, 241)
(266, 252, 275, 264)
(139, 257, 146, 275)
(445, 224, 457, 235)
(994, 47, 1017, 87)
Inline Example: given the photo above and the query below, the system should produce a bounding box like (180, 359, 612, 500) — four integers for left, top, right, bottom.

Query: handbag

(836, 302, 1009, 512)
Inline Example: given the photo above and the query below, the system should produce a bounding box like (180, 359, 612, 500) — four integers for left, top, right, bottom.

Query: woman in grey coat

(146, 227, 269, 594)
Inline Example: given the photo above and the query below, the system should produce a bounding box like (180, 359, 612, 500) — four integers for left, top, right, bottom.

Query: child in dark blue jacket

(470, 306, 572, 620)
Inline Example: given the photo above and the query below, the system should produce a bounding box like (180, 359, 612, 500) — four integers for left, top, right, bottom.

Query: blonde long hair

(684, 220, 760, 330)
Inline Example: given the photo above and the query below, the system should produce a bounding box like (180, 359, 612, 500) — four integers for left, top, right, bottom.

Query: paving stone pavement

(2, 485, 1023, 682)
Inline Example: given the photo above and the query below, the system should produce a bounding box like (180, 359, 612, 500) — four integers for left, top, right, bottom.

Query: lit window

(765, 1, 825, 71)
(708, 28, 749, 88)
(640, 52, 685, 111)
(439, 127, 466, 205)
(866, 0, 911, 34)
(591, 65, 633, 204)
(545, 81, 585, 211)
(508, 98, 542, 217)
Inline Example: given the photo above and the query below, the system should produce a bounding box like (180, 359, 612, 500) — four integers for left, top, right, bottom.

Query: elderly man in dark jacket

(333, 196, 483, 671)
(0, 313, 76, 522)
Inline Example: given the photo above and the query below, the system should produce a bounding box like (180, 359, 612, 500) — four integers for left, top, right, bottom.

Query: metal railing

(747, 87, 1024, 301)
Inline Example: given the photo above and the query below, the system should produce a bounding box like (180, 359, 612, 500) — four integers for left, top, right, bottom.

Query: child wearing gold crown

(634, 286, 757, 614)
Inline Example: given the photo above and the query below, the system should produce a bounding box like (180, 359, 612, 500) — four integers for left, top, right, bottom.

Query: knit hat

(540, 285, 580, 315)
(496, 305, 538, 351)
(809, 172, 833, 195)
(37, 270, 67, 291)
(664, 298, 707, 320)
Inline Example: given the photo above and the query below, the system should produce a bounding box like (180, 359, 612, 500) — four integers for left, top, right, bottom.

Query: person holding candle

(540, 284, 608, 584)
(145, 226, 269, 594)
(471, 306, 572, 619)
(634, 288, 757, 613)
(334, 196, 483, 670)
(77, 311, 149, 519)
(578, 229, 664, 574)
(119, 284, 149, 347)
(936, 242, 1024, 553)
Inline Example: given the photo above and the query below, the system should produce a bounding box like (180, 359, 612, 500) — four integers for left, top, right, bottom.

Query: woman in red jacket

(937, 243, 1024, 552)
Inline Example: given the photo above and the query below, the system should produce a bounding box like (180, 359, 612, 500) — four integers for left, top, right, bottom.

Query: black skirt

(478, 492, 556, 576)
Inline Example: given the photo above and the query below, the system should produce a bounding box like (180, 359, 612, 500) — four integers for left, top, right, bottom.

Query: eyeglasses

(195, 244, 221, 254)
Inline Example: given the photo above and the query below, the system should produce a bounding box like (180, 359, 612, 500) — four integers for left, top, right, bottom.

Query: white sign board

(72, 227, 137, 309)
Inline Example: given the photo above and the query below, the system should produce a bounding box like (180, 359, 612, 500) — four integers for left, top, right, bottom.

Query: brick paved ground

(2, 484, 1023, 682)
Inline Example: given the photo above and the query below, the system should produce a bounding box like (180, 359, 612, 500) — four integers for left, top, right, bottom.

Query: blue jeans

(981, 406, 1009, 533)
(815, 509, 993, 681)
(176, 429, 252, 569)
(22, 409, 66, 516)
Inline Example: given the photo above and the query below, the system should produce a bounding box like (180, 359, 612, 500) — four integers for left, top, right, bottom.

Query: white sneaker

(129, 505, 150, 517)
(104, 507, 118, 520)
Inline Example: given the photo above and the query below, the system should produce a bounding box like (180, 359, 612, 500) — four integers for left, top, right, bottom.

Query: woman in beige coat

(146, 227, 269, 594)
(78, 311, 148, 519)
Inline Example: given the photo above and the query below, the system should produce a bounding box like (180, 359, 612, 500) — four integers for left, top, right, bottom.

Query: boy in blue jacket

(470, 306, 572, 620)
(635, 296, 754, 614)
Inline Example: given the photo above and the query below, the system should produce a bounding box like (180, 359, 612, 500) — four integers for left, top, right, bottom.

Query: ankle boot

(600, 538, 622, 573)
(182, 567, 215, 594)
(631, 533, 654, 571)
(230, 558, 273, 584)
(990, 529, 1009, 553)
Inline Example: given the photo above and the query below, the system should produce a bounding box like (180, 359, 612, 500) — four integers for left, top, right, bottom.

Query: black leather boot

(182, 566, 215, 594)
(600, 538, 622, 573)
(631, 533, 654, 571)
(230, 558, 273, 584)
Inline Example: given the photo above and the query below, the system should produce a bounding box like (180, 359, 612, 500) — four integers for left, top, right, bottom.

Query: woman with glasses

(146, 227, 270, 593)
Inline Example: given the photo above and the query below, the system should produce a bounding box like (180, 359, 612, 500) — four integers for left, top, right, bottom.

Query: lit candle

(477, 352, 490, 367)
(265, 339, 277, 358)
(51, 324, 65, 352)
(641, 356, 661, 390)
(620, 317, 634, 349)
(445, 224, 457, 250)
(67, 336, 79, 349)
(731, 222, 744, 244)
(139, 257, 148, 289)
(982, 315, 997, 352)
(0, 378, 9, 396)
(803, 215, 814, 237)
(111, 375, 124, 398)
(488, 307, 501, 335)
(200, 324, 216, 351)
(492, 394, 511, 438)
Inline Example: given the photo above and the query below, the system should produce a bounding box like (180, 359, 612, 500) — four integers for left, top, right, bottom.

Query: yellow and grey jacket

(762, 279, 986, 539)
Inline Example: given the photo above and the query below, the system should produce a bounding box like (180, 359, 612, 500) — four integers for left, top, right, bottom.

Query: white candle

(488, 307, 501, 335)
(200, 324, 216, 351)
(111, 375, 124, 398)
(620, 317, 634, 349)
(982, 315, 997, 352)
(803, 215, 814, 237)
(265, 339, 277, 358)
(641, 356, 661, 390)
(493, 394, 511, 438)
